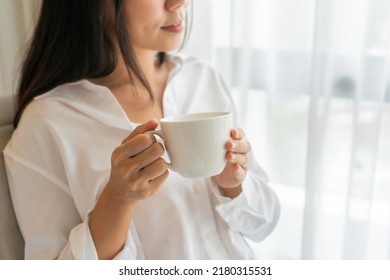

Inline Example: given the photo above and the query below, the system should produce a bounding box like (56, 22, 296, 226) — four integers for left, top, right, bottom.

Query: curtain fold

(212, 0, 390, 259)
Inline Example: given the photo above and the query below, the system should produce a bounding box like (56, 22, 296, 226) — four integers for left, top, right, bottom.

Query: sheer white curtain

(209, 0, 390, 259)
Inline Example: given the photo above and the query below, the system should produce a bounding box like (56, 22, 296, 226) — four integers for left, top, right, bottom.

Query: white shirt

(4, 54, 280, 260)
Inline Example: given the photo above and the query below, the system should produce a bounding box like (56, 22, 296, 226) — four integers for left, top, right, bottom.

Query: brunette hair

(14, 0, 192, 127)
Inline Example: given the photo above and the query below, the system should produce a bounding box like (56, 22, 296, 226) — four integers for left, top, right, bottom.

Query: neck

(90, 48, 162, 90)
(134, 48, 162, 83)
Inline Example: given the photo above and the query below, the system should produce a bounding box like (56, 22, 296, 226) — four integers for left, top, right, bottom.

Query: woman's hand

(106, 119, 169, 203)
(213, 128, 251, 198)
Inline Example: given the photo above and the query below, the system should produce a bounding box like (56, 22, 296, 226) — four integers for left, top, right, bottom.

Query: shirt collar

(34, 53, 186, 131)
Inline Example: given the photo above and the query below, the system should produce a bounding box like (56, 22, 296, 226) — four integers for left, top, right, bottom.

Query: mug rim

(161, 112, 231, 123)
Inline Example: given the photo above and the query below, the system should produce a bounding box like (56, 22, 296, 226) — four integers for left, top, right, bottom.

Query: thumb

(122, 119, 159, 144)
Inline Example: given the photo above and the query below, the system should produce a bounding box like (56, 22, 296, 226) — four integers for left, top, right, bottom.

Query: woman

(4, 0, 280, 259)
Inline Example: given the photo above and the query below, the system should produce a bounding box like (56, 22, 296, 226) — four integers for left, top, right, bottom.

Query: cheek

(128, 25, 159, 48)
(125, 16, 161, 41)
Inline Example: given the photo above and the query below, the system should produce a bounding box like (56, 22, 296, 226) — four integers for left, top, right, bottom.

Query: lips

(161, 22, 183, 33)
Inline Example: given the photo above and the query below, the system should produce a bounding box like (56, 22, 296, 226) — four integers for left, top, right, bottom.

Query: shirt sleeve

(210, 153, 280, 242)
(4, 151, 140, 260)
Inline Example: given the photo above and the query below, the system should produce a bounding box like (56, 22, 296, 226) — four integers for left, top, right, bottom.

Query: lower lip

(162, 24, 183, 33)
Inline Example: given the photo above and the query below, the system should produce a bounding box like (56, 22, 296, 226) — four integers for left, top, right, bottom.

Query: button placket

(191, 180, 229, 258)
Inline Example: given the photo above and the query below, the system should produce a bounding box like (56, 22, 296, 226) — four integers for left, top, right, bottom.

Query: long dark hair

(14, 0, 192, 127)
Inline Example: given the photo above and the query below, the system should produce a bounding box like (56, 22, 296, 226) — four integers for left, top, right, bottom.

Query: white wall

(0, 0, 41, 96)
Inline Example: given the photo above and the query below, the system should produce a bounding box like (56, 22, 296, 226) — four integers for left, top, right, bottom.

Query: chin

(158, 44, 183, 53)
(157, 37, 183, 52)
(160, 47, 180, 53)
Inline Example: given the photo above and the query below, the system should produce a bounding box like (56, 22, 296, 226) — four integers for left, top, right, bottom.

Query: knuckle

(111, 152, 122, 168)
(122, 156, 141, 173)
(114, 166, 131, 183)
(133, 173, 147, 186)
(153, 142, 165, 155)
(138, 133, 155, 145)
(148, 158, 166, 173)
(156, 158, 167, 170)
(111, 144, 122, 156)
(117, 158, 139, 175)
(137, 188, 151, 199)
(129, 158, 143, 172)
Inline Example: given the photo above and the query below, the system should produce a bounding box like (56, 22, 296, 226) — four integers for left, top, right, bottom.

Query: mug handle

(146, 130, 175, 172)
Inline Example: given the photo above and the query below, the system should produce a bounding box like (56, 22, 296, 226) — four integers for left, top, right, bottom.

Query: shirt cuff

(210, 173, 279, 242)
(69, 210, 138, 260)
(69, 221, 99, 260)
(209, 178, 252, 224)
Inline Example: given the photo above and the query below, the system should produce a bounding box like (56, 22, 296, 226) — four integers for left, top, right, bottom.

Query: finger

(232, 163, 246, 182)
(122, 119, 159, 144)
(119, 119, 159, 157)
(226, 139, 251, 154)
(148, 169, 169, 189)
(226, 152, 248, 169)
(129, 142, 165, 171)
(139, 160, 169, 184)
(125, 159, 168, 198)
(118, 133, 157, 158)
(139, 169, 169, 198)
(230, 128, 245, 140)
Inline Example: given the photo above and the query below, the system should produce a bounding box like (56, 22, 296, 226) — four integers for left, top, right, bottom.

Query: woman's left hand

(213, 128, 251, 193)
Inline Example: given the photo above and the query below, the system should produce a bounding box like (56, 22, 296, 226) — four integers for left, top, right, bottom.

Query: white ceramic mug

(148, 112, 233, 178)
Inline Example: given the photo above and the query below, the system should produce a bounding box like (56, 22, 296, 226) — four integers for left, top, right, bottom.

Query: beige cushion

(0, 94, 24, 259)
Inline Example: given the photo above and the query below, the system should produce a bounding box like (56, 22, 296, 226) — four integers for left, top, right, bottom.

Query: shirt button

(207, 232, 216, 242)
(193, 184, 201, 194)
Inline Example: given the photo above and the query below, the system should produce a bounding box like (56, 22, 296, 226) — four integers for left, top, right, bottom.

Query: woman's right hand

(107, 119, 169, 203)
(89, 119, 168, 259)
